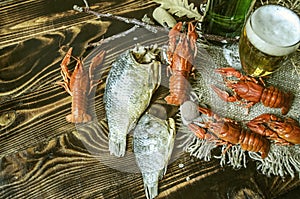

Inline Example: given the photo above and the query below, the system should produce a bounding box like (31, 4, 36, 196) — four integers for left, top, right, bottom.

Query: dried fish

(104, 45, 162, 157)
(133, 113, 176, 199)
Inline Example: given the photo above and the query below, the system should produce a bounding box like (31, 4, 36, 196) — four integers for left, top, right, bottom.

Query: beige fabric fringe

(181, 42, 300, 178)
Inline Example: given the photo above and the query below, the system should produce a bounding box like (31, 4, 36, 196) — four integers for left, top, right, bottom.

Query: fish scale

(104, 46, 161, 157)
(133, 113, 176, 199)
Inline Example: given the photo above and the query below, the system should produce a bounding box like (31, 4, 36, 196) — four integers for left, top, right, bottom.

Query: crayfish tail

(255, 133, 271, 159)
(109, 138, 126, 157)
(281, 92, 294, 115)
(165, 94, 185, 106)
(260, 140, 270, 159)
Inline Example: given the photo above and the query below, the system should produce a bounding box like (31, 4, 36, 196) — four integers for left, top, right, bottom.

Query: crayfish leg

(221, 143, 232, 154)
(197, 106, 214, 117)
(56, 81, 72, 96)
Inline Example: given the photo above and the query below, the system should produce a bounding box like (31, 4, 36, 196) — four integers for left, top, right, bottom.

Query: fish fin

(144, 183, 158, 199)
(109, 138, 126, 157)
(159, 168, 166, 179)
(166, 118, 176, 161)
(154, 61, 161, 90)
(142, 172, 160, 199)
(148, 61, 161, 91)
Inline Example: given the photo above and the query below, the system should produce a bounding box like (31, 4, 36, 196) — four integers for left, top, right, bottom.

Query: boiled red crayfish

(165, 22, 198, 105)
(247, 113, 300, 145)
(188, 106, 270, 159)
(57, 47, 105, 123)
(212, 67, 293, 115)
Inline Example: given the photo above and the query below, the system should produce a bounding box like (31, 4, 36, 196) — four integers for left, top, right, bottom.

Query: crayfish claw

(211, 85, 237, 102)
(60, 47, 73, 80)
(197, 106, 214, 117)
(215, 67, 243, 78)
(187, 22, 198, 56)
(90, 50, 106, 72)
(188, 123, 206, 139)
(88, 50, 106, 90)
(61, 48, 72, 69)
(172, 21, 183, 32)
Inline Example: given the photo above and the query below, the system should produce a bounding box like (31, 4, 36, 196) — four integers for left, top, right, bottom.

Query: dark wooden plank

(2, 124, 299, 198)
(0, 25, 170, 157)
(0, 122, 223, 198)
(1, 0, 300, 198)
(0, 0, 156, 48)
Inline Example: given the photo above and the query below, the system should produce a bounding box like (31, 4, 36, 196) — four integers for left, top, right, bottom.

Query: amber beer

(239, 5, 300, 77)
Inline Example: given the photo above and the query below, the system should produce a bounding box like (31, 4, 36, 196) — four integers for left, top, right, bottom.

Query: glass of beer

(239, 5, 300, 77)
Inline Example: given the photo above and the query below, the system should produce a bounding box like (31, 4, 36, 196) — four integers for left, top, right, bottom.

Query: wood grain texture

(0, 0, 156, 48)
(1, 0, 300, 198)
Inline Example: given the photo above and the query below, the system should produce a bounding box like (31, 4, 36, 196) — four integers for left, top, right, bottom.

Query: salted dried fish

(104, 45, 162, 157)
(133, 113, 176, 199)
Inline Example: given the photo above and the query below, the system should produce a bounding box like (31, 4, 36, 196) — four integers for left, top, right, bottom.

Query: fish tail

(109, 138, 126, 157)
(145, 183, 158, 199)
(159, 167, 167, 180)
(142, 172, 160, 199)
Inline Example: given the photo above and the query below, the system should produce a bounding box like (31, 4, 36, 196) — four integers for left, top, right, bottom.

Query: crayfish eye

(271, 125, 284, 132)
(209, 126, 216, 132)
(273, 126, 279, 129)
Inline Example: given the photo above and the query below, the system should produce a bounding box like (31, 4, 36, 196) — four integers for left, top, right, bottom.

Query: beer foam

(246, 5, 300, 56)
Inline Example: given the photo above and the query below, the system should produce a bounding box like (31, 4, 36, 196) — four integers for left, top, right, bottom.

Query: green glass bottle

(203, 0, 256, 38)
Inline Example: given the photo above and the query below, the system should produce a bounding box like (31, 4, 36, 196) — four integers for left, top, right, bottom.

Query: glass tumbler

(239, 5, 300, 77)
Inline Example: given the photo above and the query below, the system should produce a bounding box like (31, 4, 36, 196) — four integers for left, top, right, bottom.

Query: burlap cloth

(185, 42, 300, 177)
(87, 25, 299, 177)
(194, 43, 299, 121)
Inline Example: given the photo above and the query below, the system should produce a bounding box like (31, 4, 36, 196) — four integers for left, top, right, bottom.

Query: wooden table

(1, 0, 300, 198)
